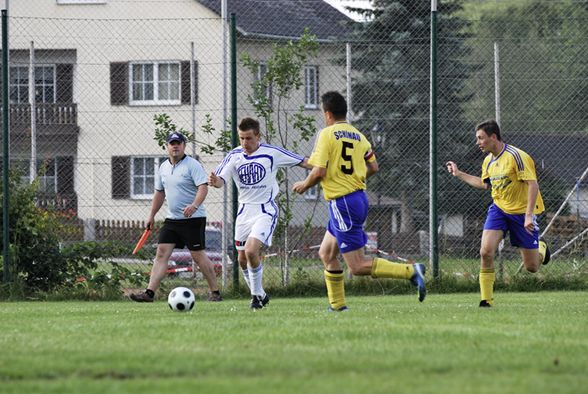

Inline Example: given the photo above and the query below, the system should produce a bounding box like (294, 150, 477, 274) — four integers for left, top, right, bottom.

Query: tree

(346, 0, 477, 231)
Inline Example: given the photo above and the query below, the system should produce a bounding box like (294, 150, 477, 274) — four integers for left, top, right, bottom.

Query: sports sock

(371, 257, 414, 279)
(249, 264, 266, 297)
(324, 270, 346, 310)
(241, 268, 252, 290)
(538, 240, 547, 263)
(479, 268, 495, 305)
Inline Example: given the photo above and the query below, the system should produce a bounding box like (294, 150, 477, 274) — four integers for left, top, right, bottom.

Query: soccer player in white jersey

(209, 117, 311, 309)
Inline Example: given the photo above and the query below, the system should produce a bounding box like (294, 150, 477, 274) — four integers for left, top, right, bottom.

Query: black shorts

(158, 217, 206, 251)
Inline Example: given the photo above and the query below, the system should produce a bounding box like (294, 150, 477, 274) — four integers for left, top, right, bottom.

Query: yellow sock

(538, 240, 547, 263)
(324, 270, 346, 310)
(479, 268, 495, 304)
(371, 257, 414, 279)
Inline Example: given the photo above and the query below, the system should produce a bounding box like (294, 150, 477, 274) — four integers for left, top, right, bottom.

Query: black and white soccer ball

(167, 287, 195, 312)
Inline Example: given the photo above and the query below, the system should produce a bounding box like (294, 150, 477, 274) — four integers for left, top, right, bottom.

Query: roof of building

(197, 0, 353, 41)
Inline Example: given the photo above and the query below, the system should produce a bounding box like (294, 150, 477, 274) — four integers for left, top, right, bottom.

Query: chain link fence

(1, 0, 586, 295)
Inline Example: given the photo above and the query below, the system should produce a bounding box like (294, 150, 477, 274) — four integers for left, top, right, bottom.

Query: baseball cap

(166, 132, 186, 143)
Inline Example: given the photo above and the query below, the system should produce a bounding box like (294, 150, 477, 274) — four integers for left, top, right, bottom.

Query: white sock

(241, 268, 252, 290)
(249, 264, 266, 297)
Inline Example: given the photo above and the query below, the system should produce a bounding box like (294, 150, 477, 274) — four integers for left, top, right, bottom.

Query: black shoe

(207, 291, 223, 302)
(540, 238, 551, 265)
(479, 300, 492, 307)
(250, 294, 270, 310)
(130, 291, 154, 303)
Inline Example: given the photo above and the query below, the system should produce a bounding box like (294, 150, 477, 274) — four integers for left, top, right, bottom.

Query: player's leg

(236, 249, 252, 290)
(190, 250, 222, 301)
(506, 212, 548, 272)
(479, 229, 503, 306)
(244, 236, 268, 303)
(129, 242, 174, 302)
(319, 231, 347, 311)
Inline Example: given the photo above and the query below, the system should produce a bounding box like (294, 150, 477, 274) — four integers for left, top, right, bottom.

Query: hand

(208, 172, 221, 187)
(183, 204, 198, 217)
(145, 218, 155, 230)
(446, 161, 459, 177)
(524, 214, 534, 234)
(292, 181, 306, 194)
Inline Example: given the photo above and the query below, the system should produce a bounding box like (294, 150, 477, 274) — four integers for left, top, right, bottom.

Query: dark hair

(476, 119, 502, 141)
(321, 91, 347, 119)
(238, 117, 260, 135)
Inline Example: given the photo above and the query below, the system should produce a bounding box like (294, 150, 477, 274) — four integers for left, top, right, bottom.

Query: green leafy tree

(346, 0, 477, 231)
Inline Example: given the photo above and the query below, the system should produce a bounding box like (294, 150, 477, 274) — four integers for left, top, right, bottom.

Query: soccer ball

(167, 287, 195, 312)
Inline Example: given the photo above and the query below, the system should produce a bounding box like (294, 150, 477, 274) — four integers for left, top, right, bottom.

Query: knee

(525, 264, 539, 274)
(479, 248, 495, 262)
(244, 248, 258, 263)
(318, 249, 331, 264)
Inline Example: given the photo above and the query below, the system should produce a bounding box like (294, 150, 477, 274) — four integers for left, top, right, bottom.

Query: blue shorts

(483, 204, 539, 249)
(327, 190, 368, 254)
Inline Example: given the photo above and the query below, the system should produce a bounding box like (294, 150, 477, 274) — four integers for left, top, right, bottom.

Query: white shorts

(234, 202, 279, 250)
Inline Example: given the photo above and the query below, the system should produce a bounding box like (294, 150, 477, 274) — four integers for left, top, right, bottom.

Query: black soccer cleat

(250, 294, 270, 310)
(327, 306, 349, 312)
(479, 300, 492, 308)
(130, 291, 154, 303)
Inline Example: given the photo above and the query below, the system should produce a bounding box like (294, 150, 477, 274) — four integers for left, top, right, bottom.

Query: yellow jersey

(308, 122, 376, 201)
(481, 144, 544, 214)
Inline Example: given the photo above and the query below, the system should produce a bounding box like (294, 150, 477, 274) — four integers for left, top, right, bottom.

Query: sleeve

(154, 163, 164, 191)
(308, 129, 330, 168)
(274, 147, 304, 168)
(191, 160, 208, 186)
(516, 150, 538, 181)
(363, 139, 376, 163)
(215, 151, 236, 182)
(481, 155, 491, 182)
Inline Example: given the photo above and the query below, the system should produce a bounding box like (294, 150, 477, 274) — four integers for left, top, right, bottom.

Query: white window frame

(130, 157, 161, 199)
(304, 65, 318, 109)
(10, 65, 56, 104)
(16, 158, 57, 194)
(129, 61, 181, 106)
(304, 169, 319, 200)
(57, 0, 107, 5)
(256, 63, 272, 103)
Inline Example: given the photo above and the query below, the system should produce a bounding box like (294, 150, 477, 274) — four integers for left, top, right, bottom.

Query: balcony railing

(2, 103, 78, 126)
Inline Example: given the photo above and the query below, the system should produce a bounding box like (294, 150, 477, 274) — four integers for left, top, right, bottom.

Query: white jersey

(215, 143, 304, 204)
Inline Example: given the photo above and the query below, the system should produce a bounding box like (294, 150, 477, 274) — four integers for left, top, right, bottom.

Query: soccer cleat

(130, 291, 154, 303)
(250, 294, 270, 310)
(410, 263, 427, 302)
(479, 300, 492, 307)
(207, 291, 223, 302)
(327, 306, 349, 312)
(540, 238, 551, 265)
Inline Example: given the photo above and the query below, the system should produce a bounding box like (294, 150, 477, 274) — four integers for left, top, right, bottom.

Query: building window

(304, 169, 319, 200)
(15, 158, 57, 194)
(131, 157, 161, 198)
(10, 65, 56, 104)
(304, 65, 318, 109)
(130, 62, 180, 105)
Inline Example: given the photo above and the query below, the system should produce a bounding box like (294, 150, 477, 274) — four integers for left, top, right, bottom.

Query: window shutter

(56, 64, 74, 103)
(315, 66, 320, 105)
(111, 156, 130, 199)
(110, 62, 128, 106)
(181, 60, 198, 105)
(56, 156, 75, 194)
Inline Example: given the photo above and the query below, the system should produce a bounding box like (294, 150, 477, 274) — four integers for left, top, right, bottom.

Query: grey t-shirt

(155, 155, 207, 219)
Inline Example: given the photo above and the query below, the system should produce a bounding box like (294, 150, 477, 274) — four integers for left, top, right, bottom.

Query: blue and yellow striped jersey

(308, 122, 376, 201)
(481, 144, 544, 214)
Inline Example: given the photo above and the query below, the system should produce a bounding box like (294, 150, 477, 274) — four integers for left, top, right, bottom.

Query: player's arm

(446, 161, 488, 190)
(147, 190, 165, 229)
(298, 157, 313, 170)
(184, 183, 208, 217)
(292, 165, 326, 194)
(365, 151, 378, 178)
(523, 180, 539, 233)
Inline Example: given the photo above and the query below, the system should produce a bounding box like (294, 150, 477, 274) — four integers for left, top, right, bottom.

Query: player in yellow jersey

(293, 91, 426, 311)
(446, 120, 550, 307)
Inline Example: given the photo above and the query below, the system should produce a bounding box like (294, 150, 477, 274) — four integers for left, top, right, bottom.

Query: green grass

(1, 292, 587, 394)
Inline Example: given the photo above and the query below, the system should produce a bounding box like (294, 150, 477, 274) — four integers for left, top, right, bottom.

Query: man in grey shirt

(130, 132, 222, 302)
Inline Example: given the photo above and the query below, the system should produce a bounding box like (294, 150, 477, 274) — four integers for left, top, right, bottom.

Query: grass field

(1, 292, 587, 394)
